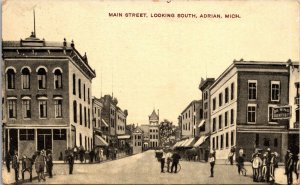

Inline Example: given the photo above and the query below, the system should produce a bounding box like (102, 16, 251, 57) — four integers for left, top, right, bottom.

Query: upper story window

(218, 114, 222, 130)
(88, 88, 90, 104)
(78, 79, 81, 98)
(268, 105, 277, 123)
(54, 69, 63, 89)
(6, 68, 16, 89)
(224, 111, 228, 127)
(39, 100, 47, 118)
(84, 84, 86, 101)
(22, 99, 31, 119)
(54, 99, 63, 118)
(219, 93, 223, 107)
(231, 83, 234, 100)
(73, 101, 77, 123)
(7, 99, 17, 119)
(230, 109, 234, 125)
(248, 80, 257, 100)
(271, 81, 280, 102)
(73, 74, 76, 95)
(21, 68, 30, 89)
(225, 87, 229, 103)
(37, 68, 47, 89)
(247, 104, 257, 123)
(212, 98, 216, 111)
(212, 118, 216, 132)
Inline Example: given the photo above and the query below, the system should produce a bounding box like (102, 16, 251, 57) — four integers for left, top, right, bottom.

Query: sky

(2, 0, 299, 125)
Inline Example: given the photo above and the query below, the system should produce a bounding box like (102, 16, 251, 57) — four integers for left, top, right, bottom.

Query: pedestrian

(106, 148, 110, 160)
(209, 150, 216, 177)
(5, 152, 11, 173)
(236, 152, 245, 175)
(252, 153, 262, 182)
(21, 155, 33, 182)
(95, 149, 100, 162)
(229, 146, 235, 165)
(34, 150, 46, 182)
(286, 152, 294, 185)
(166, 149, 172, 172)
(261, 153, 268, 181)
(270, 152, 279, 182)
(79, 147, 85, 163)
(265, 148, 272, 182)
(89, 150, 95, 163)
(73, 146, 78, 160)
(285, 149, 290, 175)
(12, 151, 20, 182)
(296, 153, 300, 180)
(160, 148, 166, 173)
(46, 152, 53, 178)
(171, 150, 181, 173)
(68, 152, 75, 174)
(100, 148, 104, 162)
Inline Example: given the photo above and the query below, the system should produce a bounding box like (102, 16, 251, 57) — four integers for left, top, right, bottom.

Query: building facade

(210, 60, 290, 161)
(132, 126, 143, 154)
(3, 34, 96, 160)
(180, 100, 203, 139)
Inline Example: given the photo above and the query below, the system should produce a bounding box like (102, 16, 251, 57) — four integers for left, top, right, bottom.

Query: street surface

(2, 150, 285, 184)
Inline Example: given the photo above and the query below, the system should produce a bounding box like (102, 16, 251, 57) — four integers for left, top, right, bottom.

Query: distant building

(180, 100, 203, 139)
(132, 126, 143, 154)
(210, 60, 290, 161)
(140, 109, 160, 148)
(2, 34, 96, 160)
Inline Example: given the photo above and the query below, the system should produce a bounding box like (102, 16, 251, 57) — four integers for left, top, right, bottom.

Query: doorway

(9, 129, 18, 155)
(37, 129, 52, 151)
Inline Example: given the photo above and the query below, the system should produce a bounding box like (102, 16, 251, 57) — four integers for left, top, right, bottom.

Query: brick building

(210, 60, 290, 161)
(2, 33, 96, 160)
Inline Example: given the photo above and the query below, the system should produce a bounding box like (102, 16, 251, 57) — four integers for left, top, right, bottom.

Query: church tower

(149, 109, 159, 125)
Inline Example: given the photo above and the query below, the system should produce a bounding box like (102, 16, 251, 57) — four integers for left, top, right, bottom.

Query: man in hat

(12, 151, 20, 182)
(265, 148, 272, 182)
(270, 152, 279, 182)
(68, 152, 75, 174)
(252, 153, 262, 182)
(285, 149, 290, 175)
(286, 152, 294, 185)
(209, 150, 216, 177)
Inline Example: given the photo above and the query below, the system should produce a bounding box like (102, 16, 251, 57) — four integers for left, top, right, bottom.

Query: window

(216, 136, 219, 149)
(231, 131, 235, 146)
(213, 98, 216, 110)
(73, 101, 77, 123)
(54, 69, 63, 89)
(219, 93, 223, 107)
(88, 88, 90, 104)
(230, 109, 234, 125)
(37, 68, 47, 89)
(39, 100, 47, 118)
(8, 99, 17, 118)
(224, 111, 228, 127)
(248, 80, 257, 100)
(225, 132, 229, 148)
(274, 138, 278, 147)
(83, 84, 86, 101)
(73, 74, 76, 95)
(88, 108, 90, 128)
(19, 129, 34, 140)
(231, 83, 234, 100)
(84, 107, 87, 127)
(247, 104, 256, 123)
(271, 81, 280, 101)
(6, 69, 15, 89)
(213, 118, 216, 132)
(225, 87, 229, 103)
(54, 100, 63, 118)
(22, 100, 31, 118)
(188, 122, 190, 130)
(53, 129, 66, 140)
(263, 138, 270, 147)
(212, 137, 215, 149)
(204, 102, 208, 109)
(219, 115, 222, 130)
(220, 135, 224, 149)
(268, 105, 277, 123)
(79, 104, 82, 125)
(296, 109, 299, 122)
(21, 68, 30, 89)
(78, 79, 81, 98)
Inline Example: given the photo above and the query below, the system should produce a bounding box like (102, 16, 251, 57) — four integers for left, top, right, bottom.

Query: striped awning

(194, 136, 208, 147)
(95, 135, 108, 146)
(181, 138, 195, 147)
(101, 119, 109, 127)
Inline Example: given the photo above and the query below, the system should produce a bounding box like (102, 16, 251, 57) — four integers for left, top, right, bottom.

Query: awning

(95, 135, 109, 146)
(117, 135, 130, 139)
(101, 119, 109, 127)
(182, 138, 195, 147)
(194, 136, 208, 147)
(198, 120, 206, 128)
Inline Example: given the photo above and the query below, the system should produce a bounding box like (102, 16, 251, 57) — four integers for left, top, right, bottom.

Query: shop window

(263, 138, 270, 147)
(274, 138, 278, 147)
(20, 129, 34, 140)
(53, 129, 66, 140)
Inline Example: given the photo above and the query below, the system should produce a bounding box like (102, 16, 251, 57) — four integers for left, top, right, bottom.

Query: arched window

(37, 68, 47, 89)
(73, 100, 77, 123)
(21, 68, 30, 89)
(54, 69, 62, 89)
(6, 69, 15, 89)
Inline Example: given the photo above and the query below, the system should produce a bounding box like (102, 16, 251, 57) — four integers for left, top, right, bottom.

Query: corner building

(210, 60, 290, 161)
(2, 34, 96, 160)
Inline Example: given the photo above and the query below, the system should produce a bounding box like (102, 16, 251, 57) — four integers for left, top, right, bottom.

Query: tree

(159, 119, 175, 147)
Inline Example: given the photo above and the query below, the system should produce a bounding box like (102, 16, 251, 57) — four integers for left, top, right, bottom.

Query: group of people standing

(64, 146, 105, 164)
(157, 149, 181, 173)
(5, 149, 53, 183)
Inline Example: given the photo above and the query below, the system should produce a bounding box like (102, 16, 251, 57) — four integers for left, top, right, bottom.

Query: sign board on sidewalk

(272, 106, 291, 119)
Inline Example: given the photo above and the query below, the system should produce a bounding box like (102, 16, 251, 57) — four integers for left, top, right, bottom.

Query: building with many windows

(2, 33, 96, 160)
(140, 109, 160, 148)
(210, 60, 290, 161)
